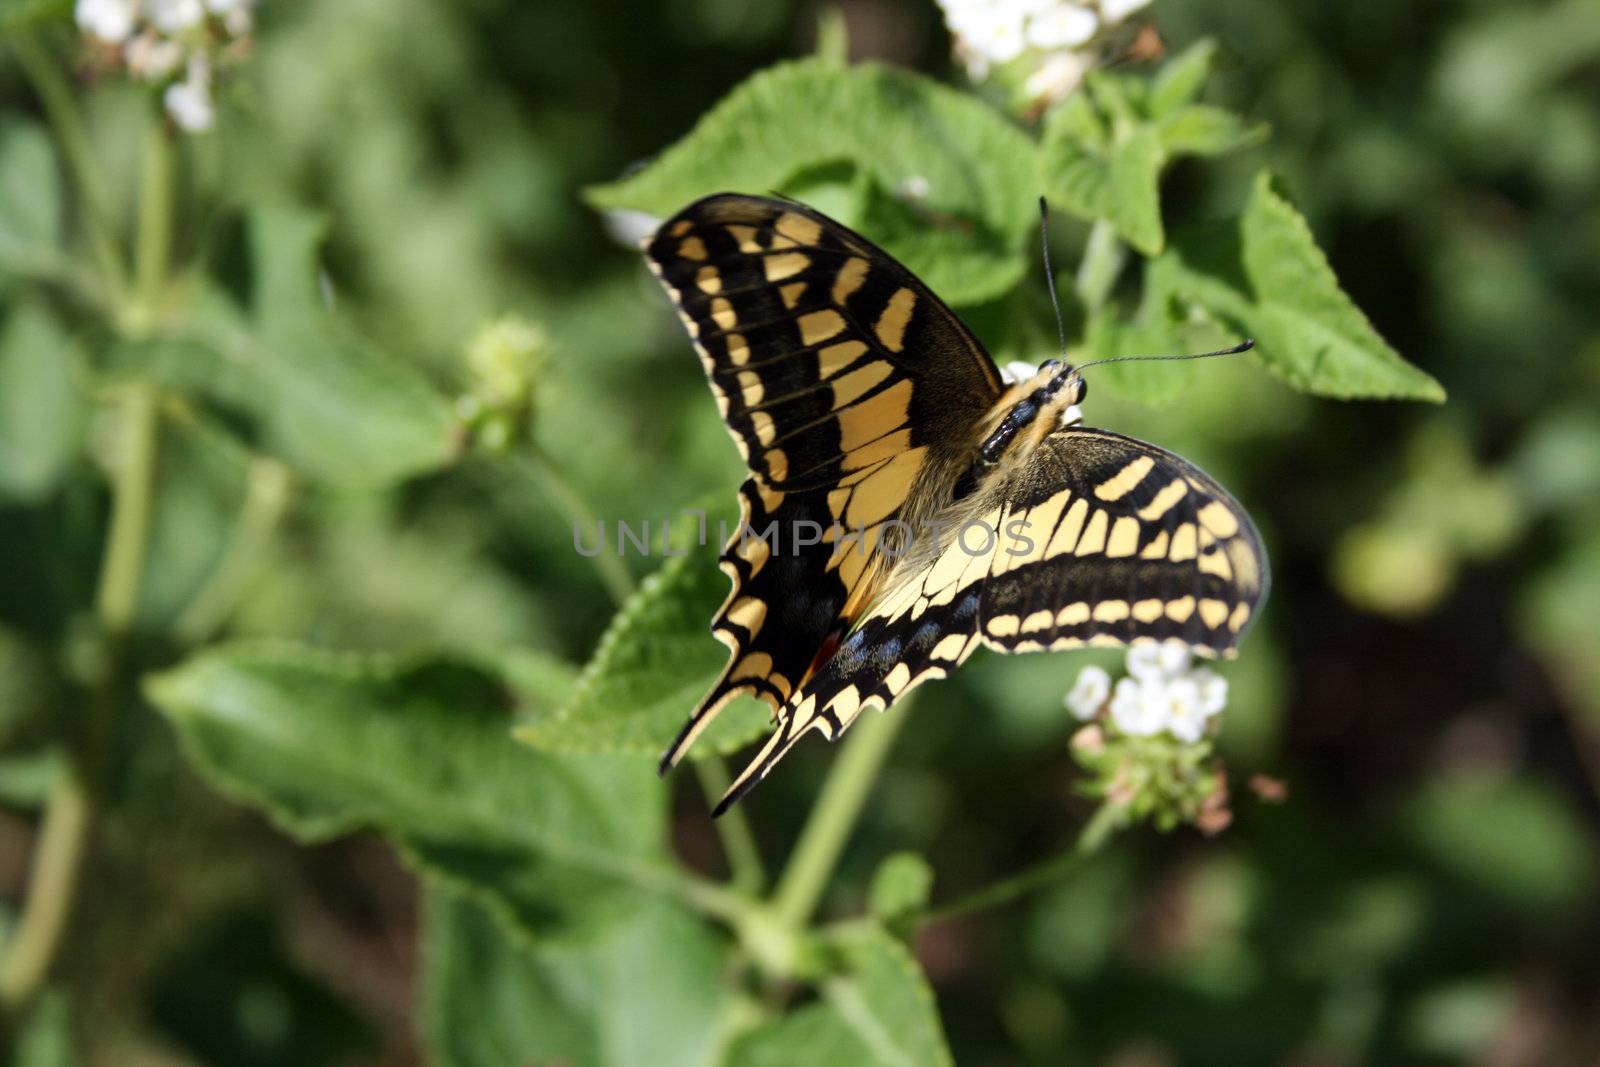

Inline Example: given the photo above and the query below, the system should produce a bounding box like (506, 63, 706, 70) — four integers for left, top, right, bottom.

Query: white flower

(164, 56, 214, 132)
(76, 0, 138, 43)
(1161, 676, 1210, 742)
(1065, 664, 1111, 719)
(1057, 402, 1083, 427)
(125, 30, 184, 79)
(1023, 50, 1092, 105)
(1127, 639, 1191, 682)
(1000, 360, 1039, 385)
(945, 3, 1028, 64)
(1109, 676, 1166, 736)
(1097, 643, 1230, 741)
(146, 0, 204, 32)
(1098, 0, 1152, 24)
(1026, 4, 1097, 49)
(1190, 666, 1228, 716)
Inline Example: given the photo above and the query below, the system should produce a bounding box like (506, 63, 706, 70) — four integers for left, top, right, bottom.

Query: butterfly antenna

(1077, 338, 1255, 371)
(1039, 197, 1069, 361)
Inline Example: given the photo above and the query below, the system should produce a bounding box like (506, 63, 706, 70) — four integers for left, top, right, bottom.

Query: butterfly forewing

(644, 194, 1003, 770)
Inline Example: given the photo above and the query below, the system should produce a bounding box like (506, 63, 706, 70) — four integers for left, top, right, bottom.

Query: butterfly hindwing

(975, 428, 1268, 656)
(645, 194, 1003, 769)
(714, 427, 1267, 810)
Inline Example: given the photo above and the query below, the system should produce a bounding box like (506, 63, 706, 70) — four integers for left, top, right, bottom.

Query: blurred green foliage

(0, 0, 1597, 1065)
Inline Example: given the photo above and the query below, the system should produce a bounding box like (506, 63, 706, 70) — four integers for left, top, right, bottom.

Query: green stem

(10, 31, 128, 308)
(611, 854, 753, 928)
(515, 447, 635, 608)
(0, 385, 161, 1016)
(0, 768, 91, 1011)
(921, 799, 1123, 925)
(1075, 218, 1127, 314)
(132, 112, 174, 331)
(772, 704, 910, 930)
(95, 385, 161, 633)
(174, 456, 293, 645)
(694, 757, 766, 894)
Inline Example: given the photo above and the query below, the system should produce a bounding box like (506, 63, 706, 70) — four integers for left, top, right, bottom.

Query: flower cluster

(937, 0, 1155, 111)
(1065, 641, 1229, 743)
(455, 315, 549, 453)
(74, 0, 259, 133)
(1064, 641, 1233, 835)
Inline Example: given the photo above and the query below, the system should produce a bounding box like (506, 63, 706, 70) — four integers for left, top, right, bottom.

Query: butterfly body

(642, 193, 1267, 813)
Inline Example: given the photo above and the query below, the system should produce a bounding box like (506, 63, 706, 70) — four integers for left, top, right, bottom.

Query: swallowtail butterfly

(643, 194, 1267, 814)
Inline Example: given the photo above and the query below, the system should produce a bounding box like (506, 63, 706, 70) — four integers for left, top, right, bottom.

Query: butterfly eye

(1075, 377, 1089, 403)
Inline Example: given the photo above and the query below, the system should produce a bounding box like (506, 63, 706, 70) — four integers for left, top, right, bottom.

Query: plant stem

(0, 768, 90, 1011)
(514, 447, 635, 608)
(95, 385, 161, 633)
(694, 757, 766, 894)
(921, 799, 1123, 925)
(132, 111, 174, 330)
(0, 384, 161, 1015)
(772, 704, 910, 930)
(174, 456, 293, 645)
(1075, 218, 1127, 313)
(10, 31, 129, 309)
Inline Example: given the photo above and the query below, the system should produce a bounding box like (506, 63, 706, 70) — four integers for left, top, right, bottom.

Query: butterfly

(643, 193, 1267, 814)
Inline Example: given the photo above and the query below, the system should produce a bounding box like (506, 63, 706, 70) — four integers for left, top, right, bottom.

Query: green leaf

(0, 301, 82, 501)
(1149, 39, 1217, 117)
(0, 120, 64, 281)
(586, 59, 1039, 305)
(1157, 105, 1268, 158)
(147, 644, 668, 941)
(1042, 49, 1266, 258)
(728, 925, 951, 1067)
(180, 205, 459, 487)
(1151, 170, 1445, 401)
(520, 533, 768, 760)
(1041, 88, 1165, 256)
(868, 852, 934, 926)
(1405, 772, 1598, 908)
(422, 885, 731, 1067)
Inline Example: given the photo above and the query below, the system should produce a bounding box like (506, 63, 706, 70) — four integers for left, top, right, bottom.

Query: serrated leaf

(520, 534, 768, 759)
(1042, 92, 1165, 256)
(1042, 52, 1265, 258)
(179, 206, 459, 487)
(1151, 170, 1445, 401)
(147, 644, 666, 942)
(0, 120, 64, 281)
(422, 885, 731, 1067)
(0, 301, 82, 501)
(728, 925, 952, 1067)
(586, 58, 1039, 305)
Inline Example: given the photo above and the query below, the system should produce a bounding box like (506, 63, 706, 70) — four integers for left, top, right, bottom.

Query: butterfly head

(1021, 359, 1088, 429)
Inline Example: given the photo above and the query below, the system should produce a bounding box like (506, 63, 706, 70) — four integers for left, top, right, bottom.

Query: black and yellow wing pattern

(644, 194, 1003, 771)
(641, 193, 1268, 813)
